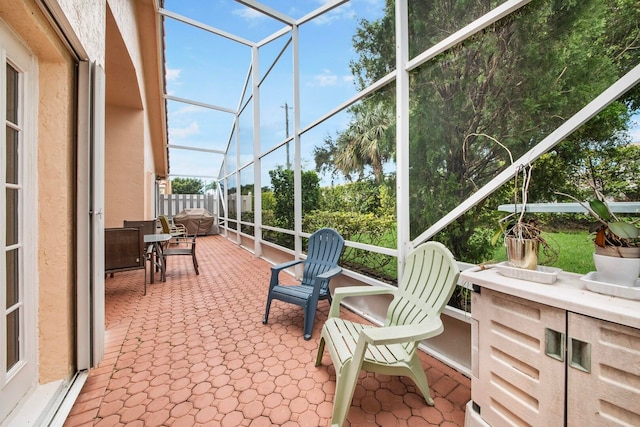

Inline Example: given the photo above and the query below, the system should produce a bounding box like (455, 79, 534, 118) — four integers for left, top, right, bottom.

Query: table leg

(149, 243, 155, 284)
(155, 242, 167, 282)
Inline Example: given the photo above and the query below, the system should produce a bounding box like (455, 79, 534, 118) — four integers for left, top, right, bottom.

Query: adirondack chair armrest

(329, 286, 396, 318)
(271, 259, 304, 272)
(360, 318, 444, 346)
(317, 266, 342, 280)
(308, 266, 343, 299)
(269, 259, 304, 290)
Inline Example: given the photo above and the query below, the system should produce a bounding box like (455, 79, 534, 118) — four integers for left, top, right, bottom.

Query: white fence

(228, 193, 253, 214)
(159, 194, 218, 218)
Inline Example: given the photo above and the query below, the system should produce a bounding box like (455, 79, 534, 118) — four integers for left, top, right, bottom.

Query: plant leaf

(589, 199, 611, 221)
(491, 228, 504, 246)
(608, 221, 640, 239)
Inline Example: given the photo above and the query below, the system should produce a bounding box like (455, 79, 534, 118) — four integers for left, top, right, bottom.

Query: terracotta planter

(505, 237, 539, 270)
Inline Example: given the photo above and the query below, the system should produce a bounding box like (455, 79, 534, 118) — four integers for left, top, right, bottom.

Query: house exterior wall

(37, 59, 76, 382)
(55, 0, 105, 66)
(0, 0, 81, 386)
(0, 0, 165, 423)
(104, 0, 166, 223)
(105, 105, 145, 227)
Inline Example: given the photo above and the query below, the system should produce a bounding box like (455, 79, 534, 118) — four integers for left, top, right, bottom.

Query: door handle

(545, 328, 565, 362)
(568, 337, 591, 373)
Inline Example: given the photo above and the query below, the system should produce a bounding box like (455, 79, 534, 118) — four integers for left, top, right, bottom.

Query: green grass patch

(492, 231, 595, 274)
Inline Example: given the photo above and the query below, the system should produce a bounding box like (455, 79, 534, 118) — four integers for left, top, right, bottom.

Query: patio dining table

(144, 233, 172, 284)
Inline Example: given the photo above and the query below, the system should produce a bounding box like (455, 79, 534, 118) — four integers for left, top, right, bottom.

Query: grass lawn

(492, 231, 595, 275)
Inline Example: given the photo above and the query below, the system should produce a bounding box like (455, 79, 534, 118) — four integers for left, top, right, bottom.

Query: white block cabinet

(460, 268, 640, 427)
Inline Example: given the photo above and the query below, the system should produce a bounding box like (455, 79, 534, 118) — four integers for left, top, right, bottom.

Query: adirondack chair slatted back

(386, 242, 460, 353)
(300, 228, 344, 291)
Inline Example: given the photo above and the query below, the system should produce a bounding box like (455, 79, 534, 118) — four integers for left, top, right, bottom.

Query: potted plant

(492, 163, 558, 270)
(557, 186, 640, 286)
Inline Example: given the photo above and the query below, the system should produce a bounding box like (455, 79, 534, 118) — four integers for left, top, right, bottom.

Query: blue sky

(162, 0, 385, 187)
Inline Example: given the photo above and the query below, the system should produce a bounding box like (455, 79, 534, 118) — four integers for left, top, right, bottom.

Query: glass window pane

(6, 127, 18, 184)
(6, 309, 19, 370)
(6, 249, 18, 308)
(6, 63, 18, 124)
(6, 188, 18, 245)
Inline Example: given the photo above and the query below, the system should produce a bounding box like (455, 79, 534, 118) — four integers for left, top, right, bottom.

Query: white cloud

(166, 68, 181, 81)
(314, 70, 338, 86)
(232, 7, 266, 21)
(169, 121, 200, 140)
(309, 70, 354, 87)
(311, 1, 355, 25)
(171, 105, 203, 116)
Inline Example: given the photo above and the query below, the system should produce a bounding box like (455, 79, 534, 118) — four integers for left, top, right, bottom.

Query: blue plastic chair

(263, 228, 345, 340)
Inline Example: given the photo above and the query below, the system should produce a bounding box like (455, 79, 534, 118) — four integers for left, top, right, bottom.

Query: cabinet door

(567, 313, 640, 426)
(472, 289, 566, 426)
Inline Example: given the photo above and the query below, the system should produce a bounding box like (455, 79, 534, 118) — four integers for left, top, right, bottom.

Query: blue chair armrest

(312, 267, 342, 298)
(269, 259, 305, 290)
(309, 266, 343, 298)
(271, 259, 304, 272)
(317, 266, 342, 280)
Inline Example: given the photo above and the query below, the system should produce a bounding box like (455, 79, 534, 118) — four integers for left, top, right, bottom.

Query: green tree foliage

(320, 180, 385, 215)
(267, 167, 321, 231)
(204, 181, 217, 193)
(574, 143, 640, 202)
(171, 177, 204, 194)
(314, 100, 395, 184)
(346, 0, 639, 262)
(304, 210, 397, 282)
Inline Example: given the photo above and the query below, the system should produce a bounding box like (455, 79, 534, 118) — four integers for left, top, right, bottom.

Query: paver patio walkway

(64, 234, 469, 426)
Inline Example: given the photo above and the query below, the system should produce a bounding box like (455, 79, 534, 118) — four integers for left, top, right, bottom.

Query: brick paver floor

(64, 234, 470, 426)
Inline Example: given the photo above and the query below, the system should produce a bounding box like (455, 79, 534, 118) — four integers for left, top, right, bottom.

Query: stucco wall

(105, 105, 145, 227)
(38, 59, 76, 382)
(105, 0, 164, 221)
(56, 0, 106, 65)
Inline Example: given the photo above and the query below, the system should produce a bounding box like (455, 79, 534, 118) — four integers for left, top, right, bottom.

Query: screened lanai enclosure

(159, 0, 640, 373)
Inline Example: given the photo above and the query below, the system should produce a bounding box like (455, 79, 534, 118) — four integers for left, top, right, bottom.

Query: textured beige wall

(0, 0, 78, 383)
(56, 0, 106, 66)
(38, 59, 76, 382)
(104, 0, 165, 222)
(105, 105, 145, 227)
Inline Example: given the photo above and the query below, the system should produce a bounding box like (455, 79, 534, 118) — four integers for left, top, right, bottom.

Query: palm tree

(335, 102, 394, 184)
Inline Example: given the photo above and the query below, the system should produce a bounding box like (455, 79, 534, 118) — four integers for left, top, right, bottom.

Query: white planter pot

(593, 253, 640, 286)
